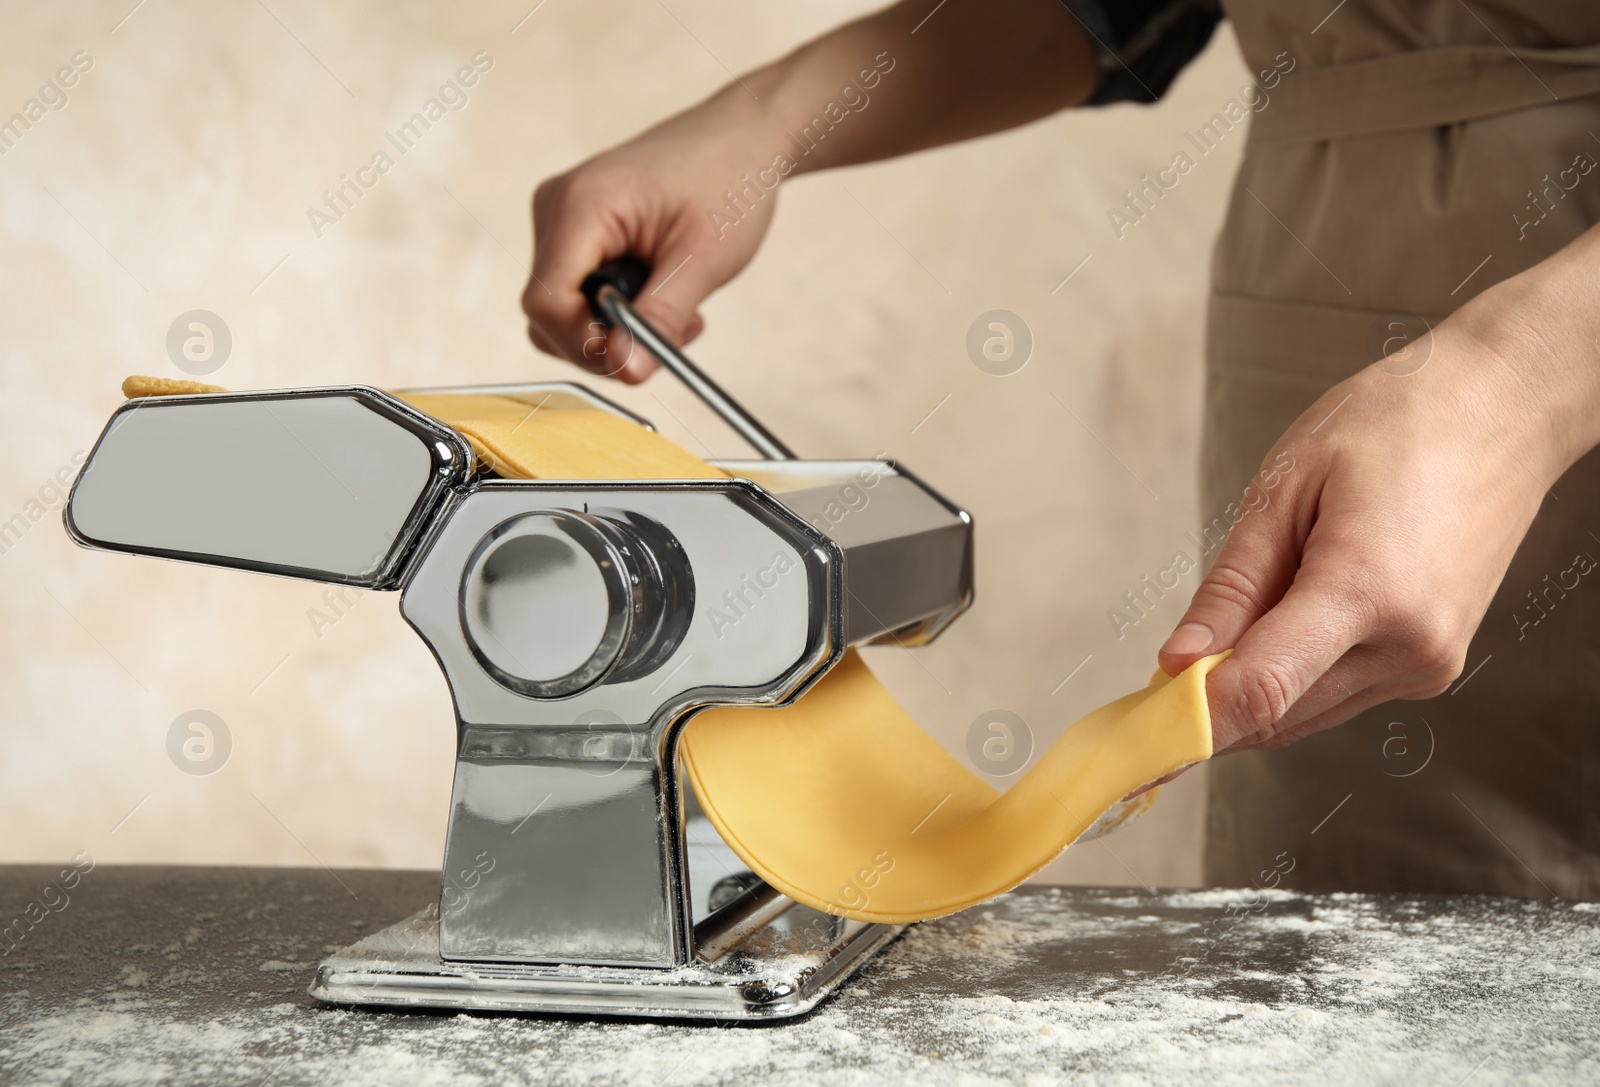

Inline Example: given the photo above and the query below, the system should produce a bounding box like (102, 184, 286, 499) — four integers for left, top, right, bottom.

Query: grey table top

(2, 866, 1596, 1086)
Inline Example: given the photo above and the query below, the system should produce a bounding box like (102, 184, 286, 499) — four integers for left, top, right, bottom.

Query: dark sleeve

(1059, 0, 1224, 105)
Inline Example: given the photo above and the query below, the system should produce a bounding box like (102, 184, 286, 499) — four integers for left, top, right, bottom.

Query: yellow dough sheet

(122, 377, 1221, 924)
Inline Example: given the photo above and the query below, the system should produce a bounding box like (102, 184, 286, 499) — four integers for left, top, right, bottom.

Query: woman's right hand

(521, 94, 781, 384)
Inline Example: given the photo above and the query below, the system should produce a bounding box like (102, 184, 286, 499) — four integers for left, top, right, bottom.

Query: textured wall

(0, 1, 1250, 888)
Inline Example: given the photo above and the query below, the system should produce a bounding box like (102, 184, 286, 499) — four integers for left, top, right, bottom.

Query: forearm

(1447, 221, 1600, 478)
(644, 0, 1098, 176)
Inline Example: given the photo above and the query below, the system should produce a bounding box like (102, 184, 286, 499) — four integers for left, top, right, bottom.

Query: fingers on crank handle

(581, 255, 652, 323)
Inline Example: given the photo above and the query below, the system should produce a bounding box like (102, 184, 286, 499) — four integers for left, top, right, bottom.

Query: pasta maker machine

(63, 259, 974, 1020)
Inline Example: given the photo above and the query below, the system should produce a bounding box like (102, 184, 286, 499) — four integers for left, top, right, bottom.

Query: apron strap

(1251, 44, 1600, 144)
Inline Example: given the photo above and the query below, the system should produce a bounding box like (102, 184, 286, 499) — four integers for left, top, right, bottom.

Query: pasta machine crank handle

(581, 255, 796, 462)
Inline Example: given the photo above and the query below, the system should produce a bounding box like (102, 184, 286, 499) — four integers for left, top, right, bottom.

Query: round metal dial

(460, 511, 633, 698)
(458, 508, 694, 700)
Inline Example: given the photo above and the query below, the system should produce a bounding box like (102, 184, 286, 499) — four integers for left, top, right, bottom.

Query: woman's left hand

(1157, 254, 1600, 756)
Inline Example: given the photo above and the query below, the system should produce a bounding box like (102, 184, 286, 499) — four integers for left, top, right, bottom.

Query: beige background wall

(0, 1, 1250, 888)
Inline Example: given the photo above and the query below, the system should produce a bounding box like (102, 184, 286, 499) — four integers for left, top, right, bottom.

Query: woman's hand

(1158, 257, 1600, 756)
(521, 96, 781, 384)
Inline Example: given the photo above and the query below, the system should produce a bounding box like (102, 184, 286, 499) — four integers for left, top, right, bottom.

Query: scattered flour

(256, 961, 310, 973)
(3, 887, 1596, 1086)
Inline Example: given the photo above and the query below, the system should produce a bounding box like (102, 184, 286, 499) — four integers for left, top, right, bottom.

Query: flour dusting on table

(3, 883, 1596, 1086)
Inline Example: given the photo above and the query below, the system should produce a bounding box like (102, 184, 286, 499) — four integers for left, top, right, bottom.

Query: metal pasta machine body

(63, 269, 973, 1020)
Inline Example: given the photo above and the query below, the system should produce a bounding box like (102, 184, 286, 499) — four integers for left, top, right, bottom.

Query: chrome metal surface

(310, 818, 901, 1021)
(706, 871, 765, 912)
(401, 480, 843, 730)
(403, 479, 844, 968)
(64, 381, 974, 1017)
(458, 509, 691, 699)
(311, 908, 902, 1021)
(717, 459, 975, 645)
(65, 387, 471, 588)
(438, 751, 682, 965)
(692, 881, 792, 963)
(594, 287, 796, 460)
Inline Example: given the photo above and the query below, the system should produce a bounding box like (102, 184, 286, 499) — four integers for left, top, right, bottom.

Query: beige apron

(1204, 2, 1600, 897)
